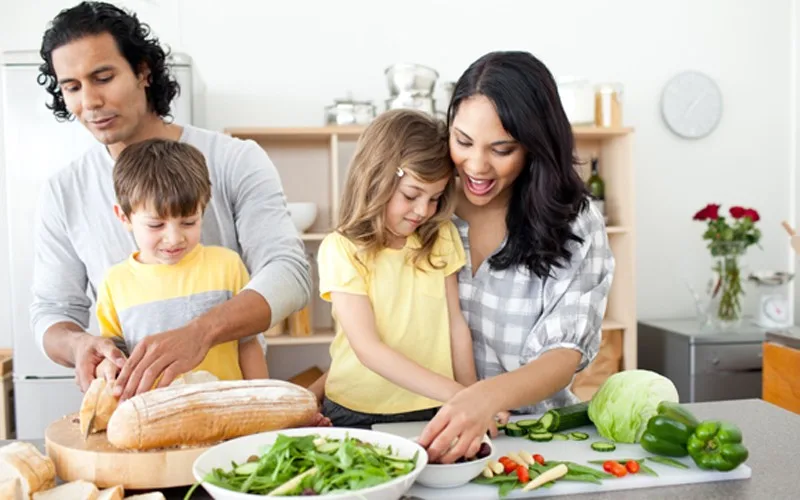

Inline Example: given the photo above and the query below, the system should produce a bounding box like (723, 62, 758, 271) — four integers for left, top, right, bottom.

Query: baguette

(125, 493, 165, 500)
(0, 442, 56, 498)
(106, 379, 318, 450)
(97, 485, 124, 500)
(79, 378, 120, 435)
(0, 478, 23, 500)
(31, 480, 98, 500)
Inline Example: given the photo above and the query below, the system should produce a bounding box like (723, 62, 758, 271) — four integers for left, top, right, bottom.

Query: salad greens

(185, 434, 418, 498)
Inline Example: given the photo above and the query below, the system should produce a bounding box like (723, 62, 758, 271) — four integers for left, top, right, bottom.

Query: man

(32, 1, 311, 399)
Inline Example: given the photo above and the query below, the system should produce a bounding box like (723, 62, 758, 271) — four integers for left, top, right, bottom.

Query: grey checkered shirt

(454, 203, 615, 415)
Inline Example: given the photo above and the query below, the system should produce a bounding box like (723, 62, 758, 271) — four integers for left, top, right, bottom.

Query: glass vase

(708, 242, 747, 330)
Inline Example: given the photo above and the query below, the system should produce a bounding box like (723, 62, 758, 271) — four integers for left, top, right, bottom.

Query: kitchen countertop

(766, 328, 800, 351)
(3, 399, 797, 499)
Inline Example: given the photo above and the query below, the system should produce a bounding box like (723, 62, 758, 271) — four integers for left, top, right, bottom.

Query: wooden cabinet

(763, 341, 800, 414)
(226, 125, 637, 392)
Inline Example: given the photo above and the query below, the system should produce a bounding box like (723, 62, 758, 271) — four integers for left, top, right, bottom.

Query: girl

(419, 50, 615, 463)
(316, 109, 477, 429)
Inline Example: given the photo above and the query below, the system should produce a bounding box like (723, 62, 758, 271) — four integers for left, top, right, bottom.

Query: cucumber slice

(539, 402, 592, 432)
(515, 419, 540, 429)
(316, 442, 340, 454)
(552, 433, 569, 441)
(527, 431, 553, 442)
(496, 423, 507, 432)
(569, 431, 590, 441)
(591, 441, 617, 452)
(234, 461, 259, 475)
(504, 423, 526, 437)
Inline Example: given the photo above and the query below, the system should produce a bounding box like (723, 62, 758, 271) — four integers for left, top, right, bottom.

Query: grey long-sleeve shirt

(30, 124, 311, 357)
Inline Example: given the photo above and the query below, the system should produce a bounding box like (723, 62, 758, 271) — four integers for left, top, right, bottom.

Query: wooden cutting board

(44, 413, 210, 489)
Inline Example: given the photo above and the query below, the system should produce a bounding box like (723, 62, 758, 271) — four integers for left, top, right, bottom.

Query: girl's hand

(495, 410, 511, 425)
(418, 382, 498, 464)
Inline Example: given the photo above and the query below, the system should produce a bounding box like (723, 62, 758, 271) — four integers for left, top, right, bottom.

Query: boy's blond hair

(113, 138, 211, 217)
(338, 109, 456, 269)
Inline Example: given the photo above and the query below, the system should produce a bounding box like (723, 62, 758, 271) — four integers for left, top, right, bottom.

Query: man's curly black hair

(37, 1, 180, 122)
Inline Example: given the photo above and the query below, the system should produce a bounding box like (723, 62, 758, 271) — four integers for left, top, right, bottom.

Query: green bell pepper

(687, 421, 749, 472)
(639, 401, 699, 457)
(657, 401, 700, 428)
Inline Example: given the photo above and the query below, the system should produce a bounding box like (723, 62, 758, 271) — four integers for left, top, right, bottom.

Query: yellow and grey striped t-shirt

(95, 244, 249, 381)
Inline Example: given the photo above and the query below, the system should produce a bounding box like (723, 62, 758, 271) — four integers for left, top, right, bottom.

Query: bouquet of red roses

(693, 204, 761, 324)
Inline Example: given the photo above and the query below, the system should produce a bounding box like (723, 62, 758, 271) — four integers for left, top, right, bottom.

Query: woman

(417, 50, 615, 463)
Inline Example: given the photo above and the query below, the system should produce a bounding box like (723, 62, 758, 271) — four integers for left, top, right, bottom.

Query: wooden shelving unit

(227, 125, 637, 375)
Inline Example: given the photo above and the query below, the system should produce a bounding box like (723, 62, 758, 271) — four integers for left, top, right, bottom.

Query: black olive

(476, 442, 492, 459)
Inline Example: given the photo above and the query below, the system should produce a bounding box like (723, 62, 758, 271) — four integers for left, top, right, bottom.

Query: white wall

(0, 0, 797, 354)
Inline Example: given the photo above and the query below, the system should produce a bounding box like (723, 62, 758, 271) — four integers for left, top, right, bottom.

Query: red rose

(693, 203, 720, 221)
(743, 208, 760, 222)
(729, 206, 746, 218)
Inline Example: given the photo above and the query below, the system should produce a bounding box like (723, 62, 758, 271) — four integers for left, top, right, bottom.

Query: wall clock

(660, 71, 723, 139)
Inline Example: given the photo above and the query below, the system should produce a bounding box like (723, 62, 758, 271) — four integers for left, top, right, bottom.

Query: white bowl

(414, 434, 494, 489)
(192, 427, 427, 500)
(288, 202, 318, 233)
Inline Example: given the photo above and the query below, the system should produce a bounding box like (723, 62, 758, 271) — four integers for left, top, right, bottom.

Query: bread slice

(0, 478, 23, 500)
(107, 379, 318, 450)
(97, 485, 124, 500)
(79, 378, 119, 435)
(0, 442, 56, 498)
(125, 493, 166, 499)
(31, 480, 98, 499)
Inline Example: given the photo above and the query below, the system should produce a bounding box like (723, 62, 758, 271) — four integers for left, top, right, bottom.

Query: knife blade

(83, 380, 103, 440)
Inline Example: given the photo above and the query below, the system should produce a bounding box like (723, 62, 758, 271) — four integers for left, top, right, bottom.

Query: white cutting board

(372, 419, 751, 499)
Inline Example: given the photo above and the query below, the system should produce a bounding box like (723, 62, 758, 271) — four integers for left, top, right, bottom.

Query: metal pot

(385, 63, 439, 97)
(325, 98, 376, 126)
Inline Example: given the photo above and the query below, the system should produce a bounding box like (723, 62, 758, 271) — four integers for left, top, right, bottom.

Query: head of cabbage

(587, 369, 679, 443)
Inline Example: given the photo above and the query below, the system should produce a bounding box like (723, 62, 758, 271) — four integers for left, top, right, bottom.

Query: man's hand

(73, 335, 126, 392)
(113, 325, 210, 400)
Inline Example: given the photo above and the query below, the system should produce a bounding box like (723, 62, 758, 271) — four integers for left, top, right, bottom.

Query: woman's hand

(417, 382, 499, 464)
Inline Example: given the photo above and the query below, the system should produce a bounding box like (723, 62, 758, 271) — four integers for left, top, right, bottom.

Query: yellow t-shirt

(318, 221, 467, 414)
(95, 244, 249, 381)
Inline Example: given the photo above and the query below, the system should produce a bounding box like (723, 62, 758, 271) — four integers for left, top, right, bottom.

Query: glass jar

(594, 82, 624, 128)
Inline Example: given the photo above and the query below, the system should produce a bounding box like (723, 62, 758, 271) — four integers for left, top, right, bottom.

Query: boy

(94, 138, 267, 382)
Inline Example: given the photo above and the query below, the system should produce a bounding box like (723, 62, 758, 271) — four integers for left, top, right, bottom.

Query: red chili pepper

(533, 454, 545, 465)
(625, 460, 640, 474)
(515, 465, 530, 483)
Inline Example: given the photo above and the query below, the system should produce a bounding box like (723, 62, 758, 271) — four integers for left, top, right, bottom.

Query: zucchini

(538, 402, 592, 432)
(569, 431, 589, 441)
(591, 441, 616, 452)
(527, 431, 553, 442)
(515, 419, 540, 429)
(552, 433, 569, 441)
(504, 422, 526, 437)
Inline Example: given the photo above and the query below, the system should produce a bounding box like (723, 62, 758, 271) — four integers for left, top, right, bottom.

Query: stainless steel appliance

(637, 318, 780, 403)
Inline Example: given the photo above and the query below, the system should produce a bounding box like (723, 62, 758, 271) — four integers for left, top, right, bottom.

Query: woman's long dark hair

(37, 1, 179, 121)
(447, 51, 590, 279)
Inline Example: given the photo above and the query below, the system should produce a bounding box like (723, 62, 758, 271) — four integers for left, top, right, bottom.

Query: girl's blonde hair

(338, 109, 456, 269)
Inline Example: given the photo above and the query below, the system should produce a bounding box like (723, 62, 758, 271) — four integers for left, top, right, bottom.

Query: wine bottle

(587, 157, 607, 222)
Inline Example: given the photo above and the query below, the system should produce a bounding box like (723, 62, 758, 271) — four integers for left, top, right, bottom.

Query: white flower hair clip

(396, 167, 405, 177)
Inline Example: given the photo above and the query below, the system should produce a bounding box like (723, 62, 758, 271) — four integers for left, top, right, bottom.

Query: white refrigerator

(1, 50, 194, 439)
